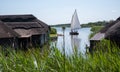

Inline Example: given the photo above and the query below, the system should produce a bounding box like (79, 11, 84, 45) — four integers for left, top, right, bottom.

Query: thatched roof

(0, 21, 20, 38)
(100, 17, 120, 33)
(104, 17, 120, 40)
(14, 28, 46, 37)
(90, 17, 120, 41)
(116, 17, 120, 21)
(37, 19, 49, 28)
(105, 21, 120, 41)
(0, 14, 36, 22)
(0, 14, 49, 38)
(4, 22, 43, 29)
(90, 32, 105, 41)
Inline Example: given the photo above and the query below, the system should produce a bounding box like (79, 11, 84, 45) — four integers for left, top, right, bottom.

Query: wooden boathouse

(89, 17, 120, 52)
(0, 14, 50, 49)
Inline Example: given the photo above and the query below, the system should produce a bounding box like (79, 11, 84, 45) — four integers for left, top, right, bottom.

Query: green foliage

(50, 28, 57, 34)
(0, 40, 120, 72)
(89, 26, 103, 38)
(81, 21, 107, 28)
(50, 21, 108, 28)
(91, 26, 103, 32)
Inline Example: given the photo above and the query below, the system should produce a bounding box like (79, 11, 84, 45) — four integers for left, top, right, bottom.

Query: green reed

(0, 40, 120, 72)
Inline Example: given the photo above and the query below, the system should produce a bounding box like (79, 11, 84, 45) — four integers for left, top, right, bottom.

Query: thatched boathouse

(90, 17, 120, 52)
(0, 14, 50, 49)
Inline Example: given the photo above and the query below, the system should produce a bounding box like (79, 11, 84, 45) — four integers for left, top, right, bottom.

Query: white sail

(71, 10, 81, 31)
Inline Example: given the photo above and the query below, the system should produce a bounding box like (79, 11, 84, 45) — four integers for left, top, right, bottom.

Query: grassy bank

(89, 26, 103, 38)
(0, 40, 120, 72)
(50, 34, 57, 38)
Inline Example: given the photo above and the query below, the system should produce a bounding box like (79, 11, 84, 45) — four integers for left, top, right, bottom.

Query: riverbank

(50, 34, 58, 41)
(50, 34, 64, 41)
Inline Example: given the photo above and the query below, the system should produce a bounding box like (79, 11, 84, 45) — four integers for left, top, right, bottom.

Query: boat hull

(70, 32, 79, 35)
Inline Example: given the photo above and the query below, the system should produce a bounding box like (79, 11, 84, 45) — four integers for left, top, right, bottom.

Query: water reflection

(71, 35, 81, 54)
(51, 27, 91, 55)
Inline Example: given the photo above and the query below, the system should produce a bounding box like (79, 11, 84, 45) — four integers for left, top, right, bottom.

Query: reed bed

(0, 40, 120, 72)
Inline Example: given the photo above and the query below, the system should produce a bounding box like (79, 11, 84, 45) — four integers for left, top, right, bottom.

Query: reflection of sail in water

(71, 35, 81, 53)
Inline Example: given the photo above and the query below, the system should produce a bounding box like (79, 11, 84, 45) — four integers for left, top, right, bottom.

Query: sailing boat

(70, 10, 81, 35)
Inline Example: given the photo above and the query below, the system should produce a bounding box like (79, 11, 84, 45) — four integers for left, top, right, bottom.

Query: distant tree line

(50, 20, 114, 28)
(50, 24, 70, 27)
(81, 21, 108, 28)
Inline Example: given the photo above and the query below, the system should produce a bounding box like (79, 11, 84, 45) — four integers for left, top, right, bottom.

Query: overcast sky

(0, 0, 120, 25)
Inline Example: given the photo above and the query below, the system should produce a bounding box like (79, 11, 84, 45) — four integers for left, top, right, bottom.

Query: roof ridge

(0, 14, 33, 16)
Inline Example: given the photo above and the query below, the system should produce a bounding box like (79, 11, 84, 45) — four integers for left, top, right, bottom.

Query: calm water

(51, 27, 91, 55)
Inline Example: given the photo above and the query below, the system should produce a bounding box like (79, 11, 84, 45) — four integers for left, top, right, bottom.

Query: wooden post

(62, 26, 66, 72)
(30, 36, 32, 47)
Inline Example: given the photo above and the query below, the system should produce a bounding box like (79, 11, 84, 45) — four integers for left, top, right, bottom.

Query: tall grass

(0, 40, 120, 72)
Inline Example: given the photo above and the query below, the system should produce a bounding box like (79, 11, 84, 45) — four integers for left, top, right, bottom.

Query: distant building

(90, 17, 120, 52)
(0, 14, 50, 49)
